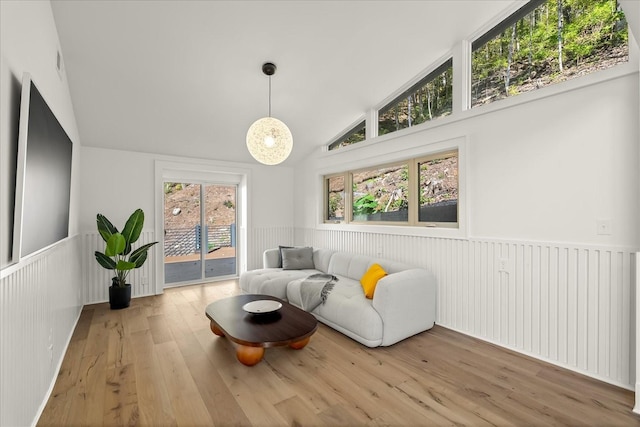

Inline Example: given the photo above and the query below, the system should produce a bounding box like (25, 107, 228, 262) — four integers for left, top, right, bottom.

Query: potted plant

(94, 208, 158, 309)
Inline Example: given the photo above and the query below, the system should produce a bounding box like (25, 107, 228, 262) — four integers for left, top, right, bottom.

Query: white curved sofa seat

(239, 268, 316, 300)
(239, 248, 436, 347)
(287, 274, 384, 347)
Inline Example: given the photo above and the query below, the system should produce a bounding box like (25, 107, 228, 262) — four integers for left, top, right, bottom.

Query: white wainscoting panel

(84, 227, 294, 304)
(0, 236, 83, 427)
(84, 230, 157, 304)
(298, 227, 636, 389)
(247, 226, 294, 270)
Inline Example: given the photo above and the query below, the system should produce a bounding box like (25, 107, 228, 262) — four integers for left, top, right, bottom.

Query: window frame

(323, 148, 460, 230)
(349, 160, 411, 226)
(471, 0, 545, 52)
(415, 150, 459, 228)
(327, 120, 367, 151)
(324, 172, 349, 223)
(318, 0, 633, 162)
(470, 0, 629, 109)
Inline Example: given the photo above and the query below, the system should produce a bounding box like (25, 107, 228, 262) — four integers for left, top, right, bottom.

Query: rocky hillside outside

(163, 183, 236, 230)
(329, 155, 458, 220)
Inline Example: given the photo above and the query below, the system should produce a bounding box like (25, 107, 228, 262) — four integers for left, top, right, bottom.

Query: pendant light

(246, 62, 293, 165)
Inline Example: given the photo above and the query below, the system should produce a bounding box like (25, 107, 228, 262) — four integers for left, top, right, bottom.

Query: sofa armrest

(372, 269, 436, 346)
(263, 248, 281, 268)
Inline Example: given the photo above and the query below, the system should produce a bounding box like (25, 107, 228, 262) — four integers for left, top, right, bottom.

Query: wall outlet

(596, 219, 612, 235)
(141, 276, 148, 286)
(498, 258, 509, 272)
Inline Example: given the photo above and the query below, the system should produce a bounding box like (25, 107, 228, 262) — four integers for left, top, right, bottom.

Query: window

(352, 163, 409, 223)
(417, 151, 458, 226)
(378, 59, 453, 137)
(326, 174, 345, 221)
(328, 120, 366, 151)
(472, 0, 628, 108)
(324, 150, 458, 228)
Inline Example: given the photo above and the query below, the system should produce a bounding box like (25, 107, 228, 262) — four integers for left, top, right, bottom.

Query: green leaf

(121, 209, 144, 245)
(94, 251, 116, 269)
(105, 233, 126, 257)
(96, 214, 118, 242)
(131, 251, 147, 268)
(115, 260, 136, 271)
(129, 242, 158, 268)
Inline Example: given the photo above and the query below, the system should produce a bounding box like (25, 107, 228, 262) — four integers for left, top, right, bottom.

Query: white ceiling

(51, 0, 519, 165)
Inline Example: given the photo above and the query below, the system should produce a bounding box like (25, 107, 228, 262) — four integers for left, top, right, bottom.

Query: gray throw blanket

(299, 273, 338, 312)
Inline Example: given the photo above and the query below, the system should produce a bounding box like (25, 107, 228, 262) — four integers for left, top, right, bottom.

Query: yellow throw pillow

(360, 263, 387, 299)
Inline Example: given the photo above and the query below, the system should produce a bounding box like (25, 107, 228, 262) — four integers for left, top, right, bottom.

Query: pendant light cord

(268, 75, 272, 117)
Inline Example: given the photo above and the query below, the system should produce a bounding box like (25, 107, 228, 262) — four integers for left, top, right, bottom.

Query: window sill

(316, 222, 467, 240)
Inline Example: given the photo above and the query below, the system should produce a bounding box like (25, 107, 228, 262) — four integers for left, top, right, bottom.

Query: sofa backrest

(313, 248, 335, 273)
(326, 251, 415, 280)
(370, 257, 413, 275)
(327, 252, 371, 279)
(264, 247, 414, 279)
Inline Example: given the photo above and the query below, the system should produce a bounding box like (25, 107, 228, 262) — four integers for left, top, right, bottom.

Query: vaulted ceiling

(51, 0, 519, 165)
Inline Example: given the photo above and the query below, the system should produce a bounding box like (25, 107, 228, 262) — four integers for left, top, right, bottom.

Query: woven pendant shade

(246, 116, 293, 165)
(246, 62, 292, 165)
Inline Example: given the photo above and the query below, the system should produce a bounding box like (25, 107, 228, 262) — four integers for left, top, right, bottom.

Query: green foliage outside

(472, 0, 628, 106)
(328, 157, 457, 222)
(164, 182, 183, 194)
(351, 165, 409, 219)
(353, 193, 379, 217)
(328, 192, 343, 219)
(331, 0, 627, 147)
(379, 67, 453, 136)
(327, 175, 345, 220)
(336, 129, 366, 149)
(330, 123, 366, 150)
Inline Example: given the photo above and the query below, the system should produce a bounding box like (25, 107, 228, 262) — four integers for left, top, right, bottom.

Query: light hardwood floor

(38, 280, 639, 426)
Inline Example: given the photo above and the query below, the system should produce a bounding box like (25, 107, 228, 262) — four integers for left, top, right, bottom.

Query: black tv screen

(13, 73, 73, 260)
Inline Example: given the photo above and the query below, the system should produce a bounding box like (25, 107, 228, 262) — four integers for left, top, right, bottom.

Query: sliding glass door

(163, 182, 237, 285)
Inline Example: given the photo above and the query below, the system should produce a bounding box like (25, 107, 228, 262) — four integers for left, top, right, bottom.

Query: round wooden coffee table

(205, 294, 318, 366)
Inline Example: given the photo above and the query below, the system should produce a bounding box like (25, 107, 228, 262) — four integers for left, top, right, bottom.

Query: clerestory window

(328, 120, 366, 151)
(471, 0, 629, 108)
(378, 59, 453, 137)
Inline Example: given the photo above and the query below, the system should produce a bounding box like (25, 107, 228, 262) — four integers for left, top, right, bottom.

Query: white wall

(0, 1, 82, 268)
(0, 1, 83, 426)
(79, 146, 295, 302)
(293, 61, 639, 389)
(79, 147, 294, 232)
(79, 148, 157, 231)
(298, 70, 639, 246)
(619, 0, 640, 413)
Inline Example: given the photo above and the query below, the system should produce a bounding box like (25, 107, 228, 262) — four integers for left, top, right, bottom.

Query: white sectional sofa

(239, 247, 436, 347)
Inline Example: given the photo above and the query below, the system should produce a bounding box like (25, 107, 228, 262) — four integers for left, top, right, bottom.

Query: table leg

(236, 345, 265, 366)
(210, 321, 224, 337)
(290, 336, 310, 350)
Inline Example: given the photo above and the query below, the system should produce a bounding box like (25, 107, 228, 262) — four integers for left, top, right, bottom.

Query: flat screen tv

(13, 73, 73, 261)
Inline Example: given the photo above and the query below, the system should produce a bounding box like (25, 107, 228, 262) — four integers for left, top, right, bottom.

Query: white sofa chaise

(239, 247, 436, 347)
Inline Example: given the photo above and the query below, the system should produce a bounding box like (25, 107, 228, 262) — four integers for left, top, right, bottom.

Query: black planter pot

(109, 283, 131, 309)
